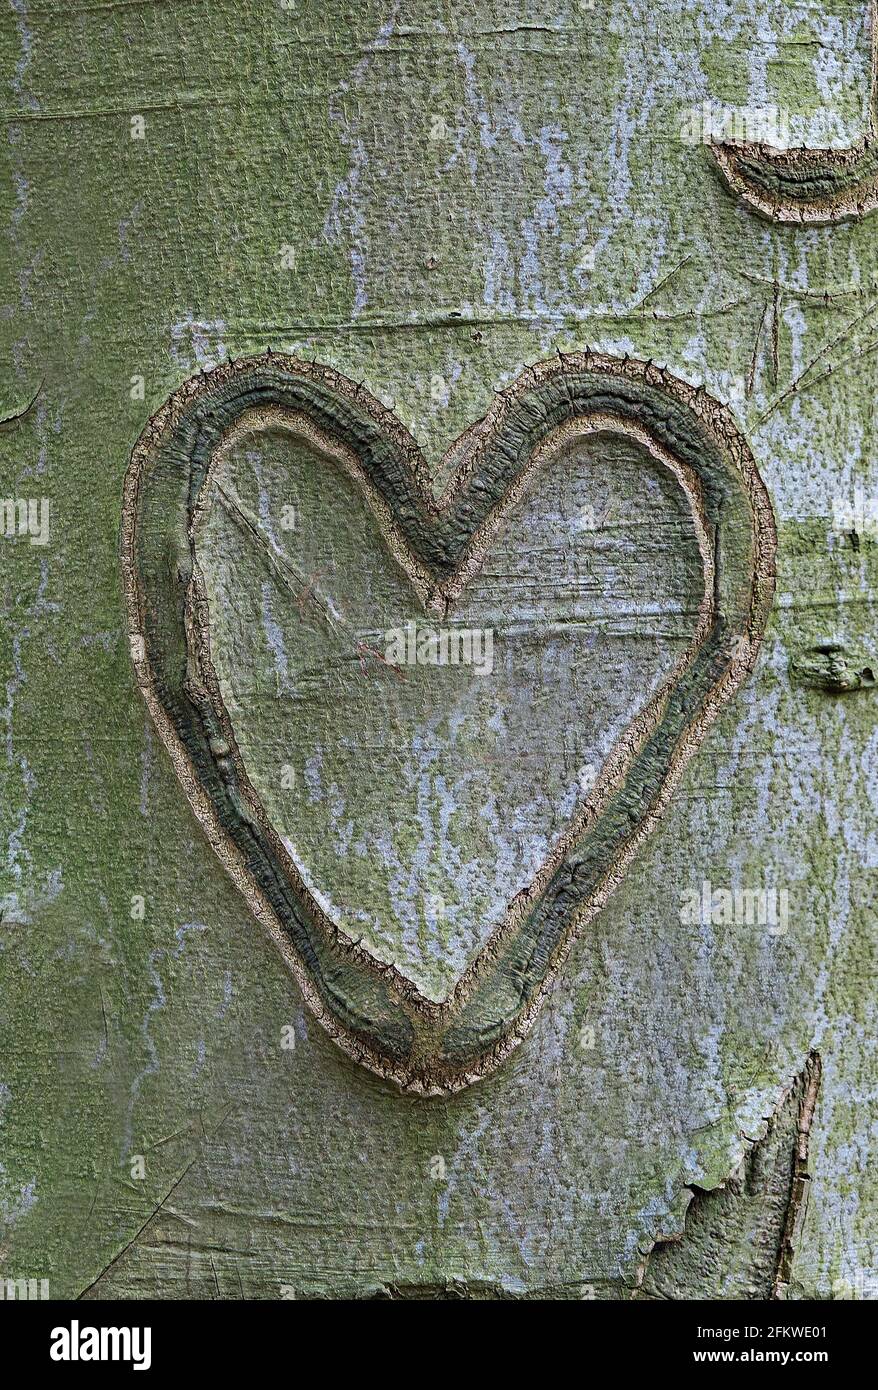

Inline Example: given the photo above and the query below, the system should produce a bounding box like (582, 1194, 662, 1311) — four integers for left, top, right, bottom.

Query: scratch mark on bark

(747, 301, 770, 397)
(630, 256, 691, 313)
(76, 1157, 198, 1300)
(760, 296, 878, 421)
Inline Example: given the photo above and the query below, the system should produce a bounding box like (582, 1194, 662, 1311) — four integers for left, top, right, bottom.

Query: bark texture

(1, 0, 877, 1298)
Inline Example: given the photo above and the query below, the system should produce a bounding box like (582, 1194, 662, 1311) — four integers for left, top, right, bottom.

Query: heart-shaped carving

(122, 351, 776, 1093)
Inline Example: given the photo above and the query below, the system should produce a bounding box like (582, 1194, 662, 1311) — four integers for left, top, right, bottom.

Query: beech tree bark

(1, 0, 876, 1299)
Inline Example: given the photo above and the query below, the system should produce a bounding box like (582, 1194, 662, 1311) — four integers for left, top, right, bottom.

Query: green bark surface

(1, 0, 876, 1297)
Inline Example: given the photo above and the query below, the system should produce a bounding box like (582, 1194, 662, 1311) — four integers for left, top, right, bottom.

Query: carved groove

(711, 2, 878, 224)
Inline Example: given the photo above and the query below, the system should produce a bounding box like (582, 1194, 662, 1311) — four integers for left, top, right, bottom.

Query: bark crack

(634, 1052, 822, 1301)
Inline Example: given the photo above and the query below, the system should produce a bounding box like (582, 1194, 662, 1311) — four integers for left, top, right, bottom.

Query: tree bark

(1, 0, 876, 1299)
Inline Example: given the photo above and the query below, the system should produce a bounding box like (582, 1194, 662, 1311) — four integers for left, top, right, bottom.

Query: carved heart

(122, 351, 775, 1093)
